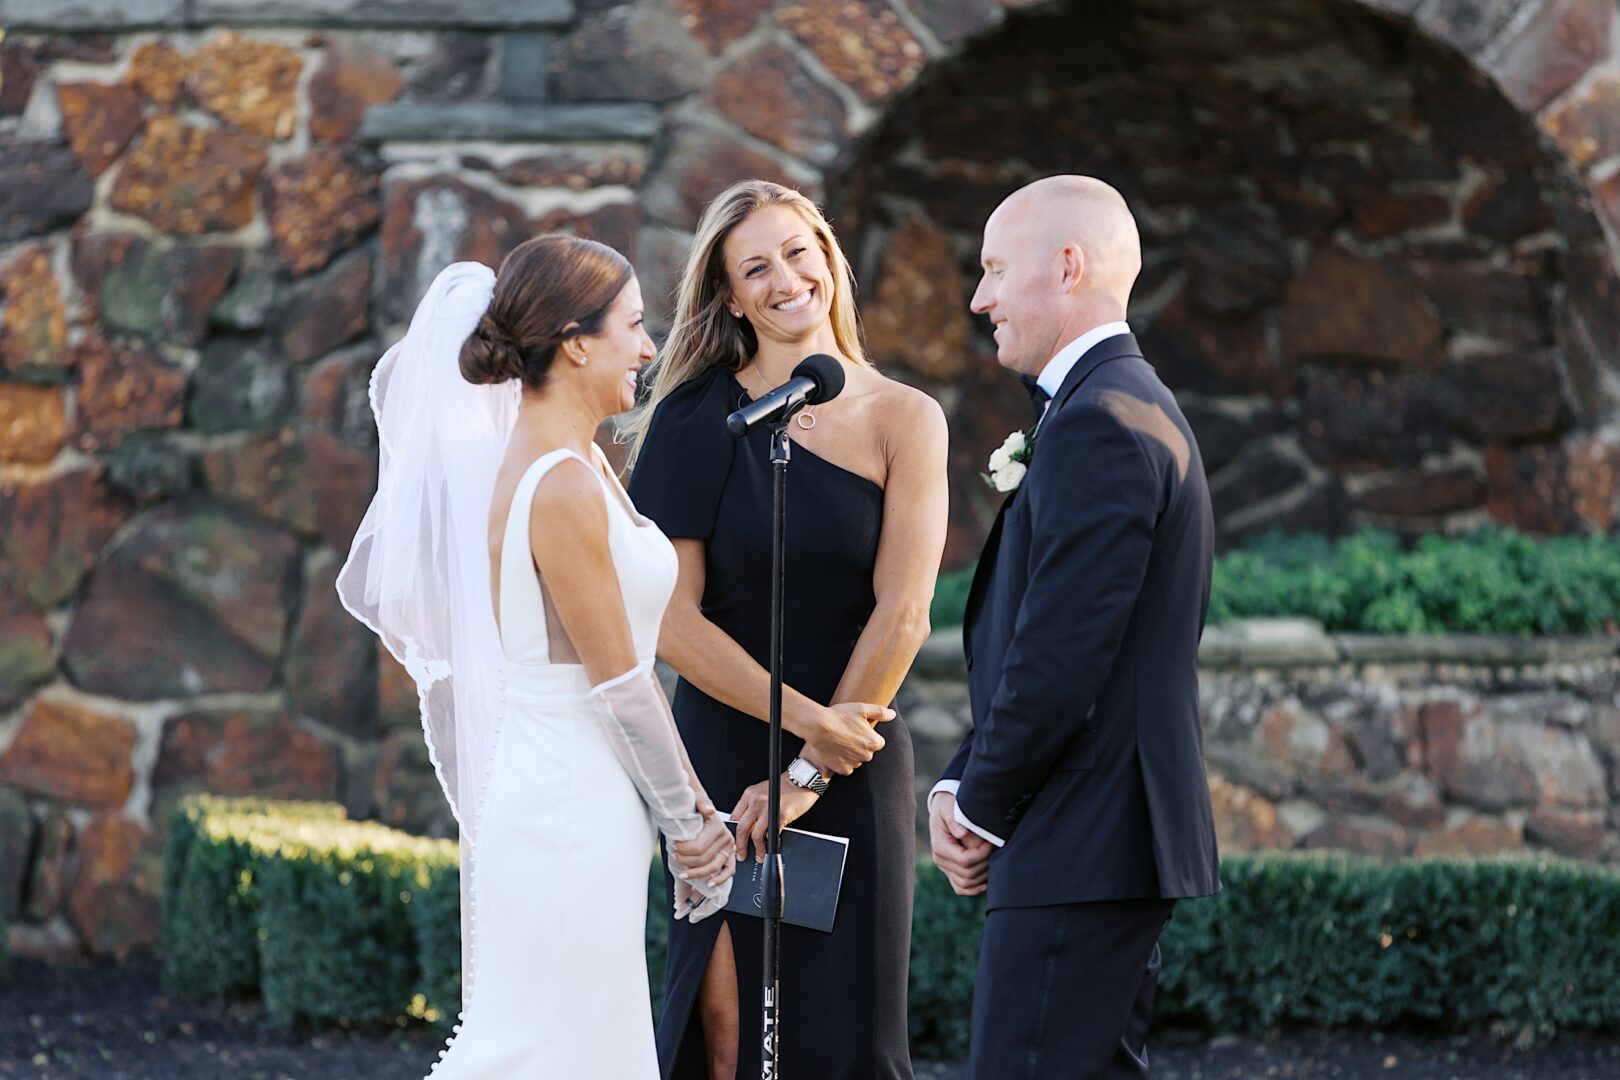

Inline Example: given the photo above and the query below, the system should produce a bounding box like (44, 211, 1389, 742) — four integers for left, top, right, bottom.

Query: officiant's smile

(722, 204, 835, 343)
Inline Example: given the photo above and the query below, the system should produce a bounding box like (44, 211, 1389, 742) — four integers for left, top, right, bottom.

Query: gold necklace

(745, 365, 817, 430)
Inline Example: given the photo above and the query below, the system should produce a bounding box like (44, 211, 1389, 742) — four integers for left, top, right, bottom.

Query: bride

(338, 236, 736, 1077)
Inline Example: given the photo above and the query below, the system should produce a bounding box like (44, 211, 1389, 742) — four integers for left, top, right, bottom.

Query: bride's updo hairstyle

(459, 234, 634, 390)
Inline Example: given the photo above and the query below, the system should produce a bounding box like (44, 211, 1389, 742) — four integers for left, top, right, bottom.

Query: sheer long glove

(672, 850, 729, 923)
(590, 662, 732, 918)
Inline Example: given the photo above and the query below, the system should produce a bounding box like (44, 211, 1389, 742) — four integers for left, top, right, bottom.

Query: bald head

(971, 175, 1144, 377)
(990, 176, 1142, 305)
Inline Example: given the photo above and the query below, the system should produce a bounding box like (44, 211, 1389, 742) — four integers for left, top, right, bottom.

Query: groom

(929, 176, 1221, 1078)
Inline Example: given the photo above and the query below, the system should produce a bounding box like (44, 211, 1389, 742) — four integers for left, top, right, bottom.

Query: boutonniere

(983, 429, 1033, 492)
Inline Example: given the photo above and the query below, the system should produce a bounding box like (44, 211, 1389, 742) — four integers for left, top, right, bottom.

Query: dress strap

(497, 448, 592, 663)
(588, 441, 657, 527)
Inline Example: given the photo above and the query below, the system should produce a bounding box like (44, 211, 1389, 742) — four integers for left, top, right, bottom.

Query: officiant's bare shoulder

(822, 363, 946, 486)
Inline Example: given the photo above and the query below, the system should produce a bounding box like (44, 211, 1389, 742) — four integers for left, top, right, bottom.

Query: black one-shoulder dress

(628, 366, 915, 1079)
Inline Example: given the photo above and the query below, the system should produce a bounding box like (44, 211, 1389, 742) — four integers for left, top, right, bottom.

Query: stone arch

(332, 0, 1620, 560)
(738, 0, 1620, 560)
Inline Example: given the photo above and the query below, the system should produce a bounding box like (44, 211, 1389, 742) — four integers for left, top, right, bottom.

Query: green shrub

(404, 854, 461, 1027)
(933, 528, 1620, 635)
(931, 563, 976, 630)
(907, 867, 985, 1060)
(0, 861, 9, 986)
(164, 801, 1620, 1056)
(249, 816, 455, 1027)
(1208, 529, 1620, 636)
(162, 796, 346, 1000)
(646, 858, 669, 1025)
(1158, 853, 1620, 1037)
(902, 852, 1620, 1056)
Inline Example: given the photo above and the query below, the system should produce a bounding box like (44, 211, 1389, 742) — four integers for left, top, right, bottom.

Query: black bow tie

(1020, 376, 1052, 420)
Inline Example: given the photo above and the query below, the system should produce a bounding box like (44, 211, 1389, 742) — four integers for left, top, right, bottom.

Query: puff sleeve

(627, 366, 738, 541)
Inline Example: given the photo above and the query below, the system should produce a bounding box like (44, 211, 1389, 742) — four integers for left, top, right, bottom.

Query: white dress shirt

(929, 321, 1133, 849)
(1037, 320, 1133, 407)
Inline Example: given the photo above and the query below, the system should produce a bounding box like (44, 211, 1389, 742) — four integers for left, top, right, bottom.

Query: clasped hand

(669, 795, 735, 920)
(803, 701, 894, 776)
(928, 792, 991, 896)
(731, 698, 893, 861)
(730, 773, 821, 863)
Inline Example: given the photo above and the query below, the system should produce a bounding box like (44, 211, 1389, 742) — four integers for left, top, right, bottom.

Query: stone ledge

(359, 102, 661, 144)
(0, 0, 186, 30)
(196, 0, 573, 27)
(1221, 618, 1342, 667)
(919, 624, 1620, 674)
(1335, 634, 1620, 666)
(0, 0, 572, 29)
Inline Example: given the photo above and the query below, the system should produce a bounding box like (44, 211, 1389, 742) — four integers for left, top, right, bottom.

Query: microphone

(725, 354, 846, 437)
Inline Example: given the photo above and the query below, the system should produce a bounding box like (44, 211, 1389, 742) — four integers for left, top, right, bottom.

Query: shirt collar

(1034, 321, 1133, 400)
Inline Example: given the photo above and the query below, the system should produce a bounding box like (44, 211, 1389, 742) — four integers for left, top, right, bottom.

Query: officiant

(626, 179, 949, 1080)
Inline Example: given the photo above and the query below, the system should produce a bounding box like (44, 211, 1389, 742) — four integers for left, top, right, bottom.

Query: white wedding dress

(429, 444, 677, 1078)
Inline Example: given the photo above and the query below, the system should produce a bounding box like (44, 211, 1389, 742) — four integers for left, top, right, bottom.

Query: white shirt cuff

(929, 779, 1005, 848)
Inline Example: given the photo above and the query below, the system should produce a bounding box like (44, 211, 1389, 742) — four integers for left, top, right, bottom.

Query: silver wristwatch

(786, 756, 829, 795)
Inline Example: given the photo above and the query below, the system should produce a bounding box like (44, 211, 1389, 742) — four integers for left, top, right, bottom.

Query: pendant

(796, 411, 816, 431)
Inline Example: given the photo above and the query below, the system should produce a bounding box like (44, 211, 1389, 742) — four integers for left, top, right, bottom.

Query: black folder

(720, 817, 849, 933)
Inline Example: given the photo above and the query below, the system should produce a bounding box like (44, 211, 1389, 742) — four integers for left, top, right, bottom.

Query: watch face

(789, 758, 822, 790)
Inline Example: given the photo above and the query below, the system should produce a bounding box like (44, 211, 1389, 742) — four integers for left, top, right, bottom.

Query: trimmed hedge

(1160, 852, 1620, 1035)
(0, 853, 8, 985)
(405, 850, 463, 1026)
(250, 816, 455, 1026)
(164, 799, 1620, 1053)
(162, 795, 347, 1001)
(907, 858, 985, 1059)
(164, 796, 665, 1029)
(932, 528, 1620, 636)
(906, 851, 1620, 1047)
(930, 563, 976, 632)
(163, 796, 455, 1026)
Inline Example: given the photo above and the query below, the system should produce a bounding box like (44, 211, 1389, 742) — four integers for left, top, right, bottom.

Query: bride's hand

(672, 811, 735, 889)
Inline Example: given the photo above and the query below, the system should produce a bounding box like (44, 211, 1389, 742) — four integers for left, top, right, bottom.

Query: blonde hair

(625, 180, 868, 464)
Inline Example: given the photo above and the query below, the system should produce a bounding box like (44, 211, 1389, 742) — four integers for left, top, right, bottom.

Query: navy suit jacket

(943, 333, 1221, 909)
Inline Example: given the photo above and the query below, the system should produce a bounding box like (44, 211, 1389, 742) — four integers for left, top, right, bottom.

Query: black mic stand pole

(761, 402, 801, 1080)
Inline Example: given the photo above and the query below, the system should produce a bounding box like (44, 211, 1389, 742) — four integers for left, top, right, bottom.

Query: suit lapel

(962, 501, 1007, 636)
(962, 333, 1146, 651)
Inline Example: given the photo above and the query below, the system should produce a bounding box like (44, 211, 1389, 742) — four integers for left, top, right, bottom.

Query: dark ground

(4, 955, 1620, 1079)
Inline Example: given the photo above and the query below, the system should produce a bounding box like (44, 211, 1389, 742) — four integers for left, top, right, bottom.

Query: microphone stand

(760, 403, 801, 1079)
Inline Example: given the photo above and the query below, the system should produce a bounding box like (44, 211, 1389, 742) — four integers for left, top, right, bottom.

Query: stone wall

(900, 622, 1620, 861)
(0, 0, 1616, 960)
(838, 0, 1620, 562)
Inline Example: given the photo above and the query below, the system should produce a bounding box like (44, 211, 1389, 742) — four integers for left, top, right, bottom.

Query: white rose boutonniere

(983, 429, 1032, 493)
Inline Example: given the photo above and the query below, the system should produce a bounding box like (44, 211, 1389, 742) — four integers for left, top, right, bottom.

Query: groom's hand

(929, 792, 991, 896)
